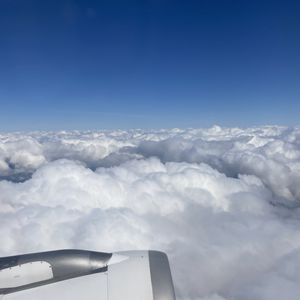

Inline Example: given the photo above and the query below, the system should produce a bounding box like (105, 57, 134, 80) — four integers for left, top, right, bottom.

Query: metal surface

(108, 251, 153, 300)
(149, 251, 176, 300)
(0, 261, 53, 288)
(0, 249, 176, 300)
(4, 272, 108, 300)
(0, 250, 112, 295)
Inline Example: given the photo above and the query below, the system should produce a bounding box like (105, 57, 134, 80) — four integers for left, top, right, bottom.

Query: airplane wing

(0, 249, 176, 300)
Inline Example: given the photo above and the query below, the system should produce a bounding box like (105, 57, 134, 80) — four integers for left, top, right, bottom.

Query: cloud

(1, 126, 300, 299)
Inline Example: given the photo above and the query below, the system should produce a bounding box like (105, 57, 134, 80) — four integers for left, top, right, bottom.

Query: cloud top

(1, 126, 300, 299)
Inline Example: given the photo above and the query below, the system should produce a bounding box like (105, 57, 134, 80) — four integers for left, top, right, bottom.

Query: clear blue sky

(0, 0, 299, 130)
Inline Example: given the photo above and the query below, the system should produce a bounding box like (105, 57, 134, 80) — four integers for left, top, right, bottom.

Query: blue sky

(0, 0, 299, 130)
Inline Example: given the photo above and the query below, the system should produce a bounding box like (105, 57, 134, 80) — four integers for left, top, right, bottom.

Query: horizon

(1, 2, 300, 299)
(0, 123, 298, 134)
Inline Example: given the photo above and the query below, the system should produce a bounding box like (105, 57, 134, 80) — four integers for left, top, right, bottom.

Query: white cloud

(1, 126, 300, 299)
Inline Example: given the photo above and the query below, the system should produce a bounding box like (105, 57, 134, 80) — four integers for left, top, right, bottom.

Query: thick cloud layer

(1, 126, 300, 299)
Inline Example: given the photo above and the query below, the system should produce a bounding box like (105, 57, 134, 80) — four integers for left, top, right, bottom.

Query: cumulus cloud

(1, 126, 300, 299)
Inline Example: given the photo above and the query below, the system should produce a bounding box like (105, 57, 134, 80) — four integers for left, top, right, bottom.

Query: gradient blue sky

(0, 0, 299, 130)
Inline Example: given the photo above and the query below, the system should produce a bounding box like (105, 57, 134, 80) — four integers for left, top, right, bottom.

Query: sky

(0, 0, 299, 130)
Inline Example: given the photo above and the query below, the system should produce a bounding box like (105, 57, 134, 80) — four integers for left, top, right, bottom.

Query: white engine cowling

(0, 250, 176, 300)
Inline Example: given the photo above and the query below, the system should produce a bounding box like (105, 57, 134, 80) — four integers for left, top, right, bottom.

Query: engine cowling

(0, 249, 176, 300)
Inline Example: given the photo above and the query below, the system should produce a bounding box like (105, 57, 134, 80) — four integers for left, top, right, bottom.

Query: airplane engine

(0, 249, 176, 300)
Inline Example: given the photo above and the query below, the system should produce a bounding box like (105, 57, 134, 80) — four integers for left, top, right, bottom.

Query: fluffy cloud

(1, 126, 300, 299)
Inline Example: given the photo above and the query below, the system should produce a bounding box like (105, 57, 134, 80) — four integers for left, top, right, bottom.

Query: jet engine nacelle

(0, 249, 176, 300)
